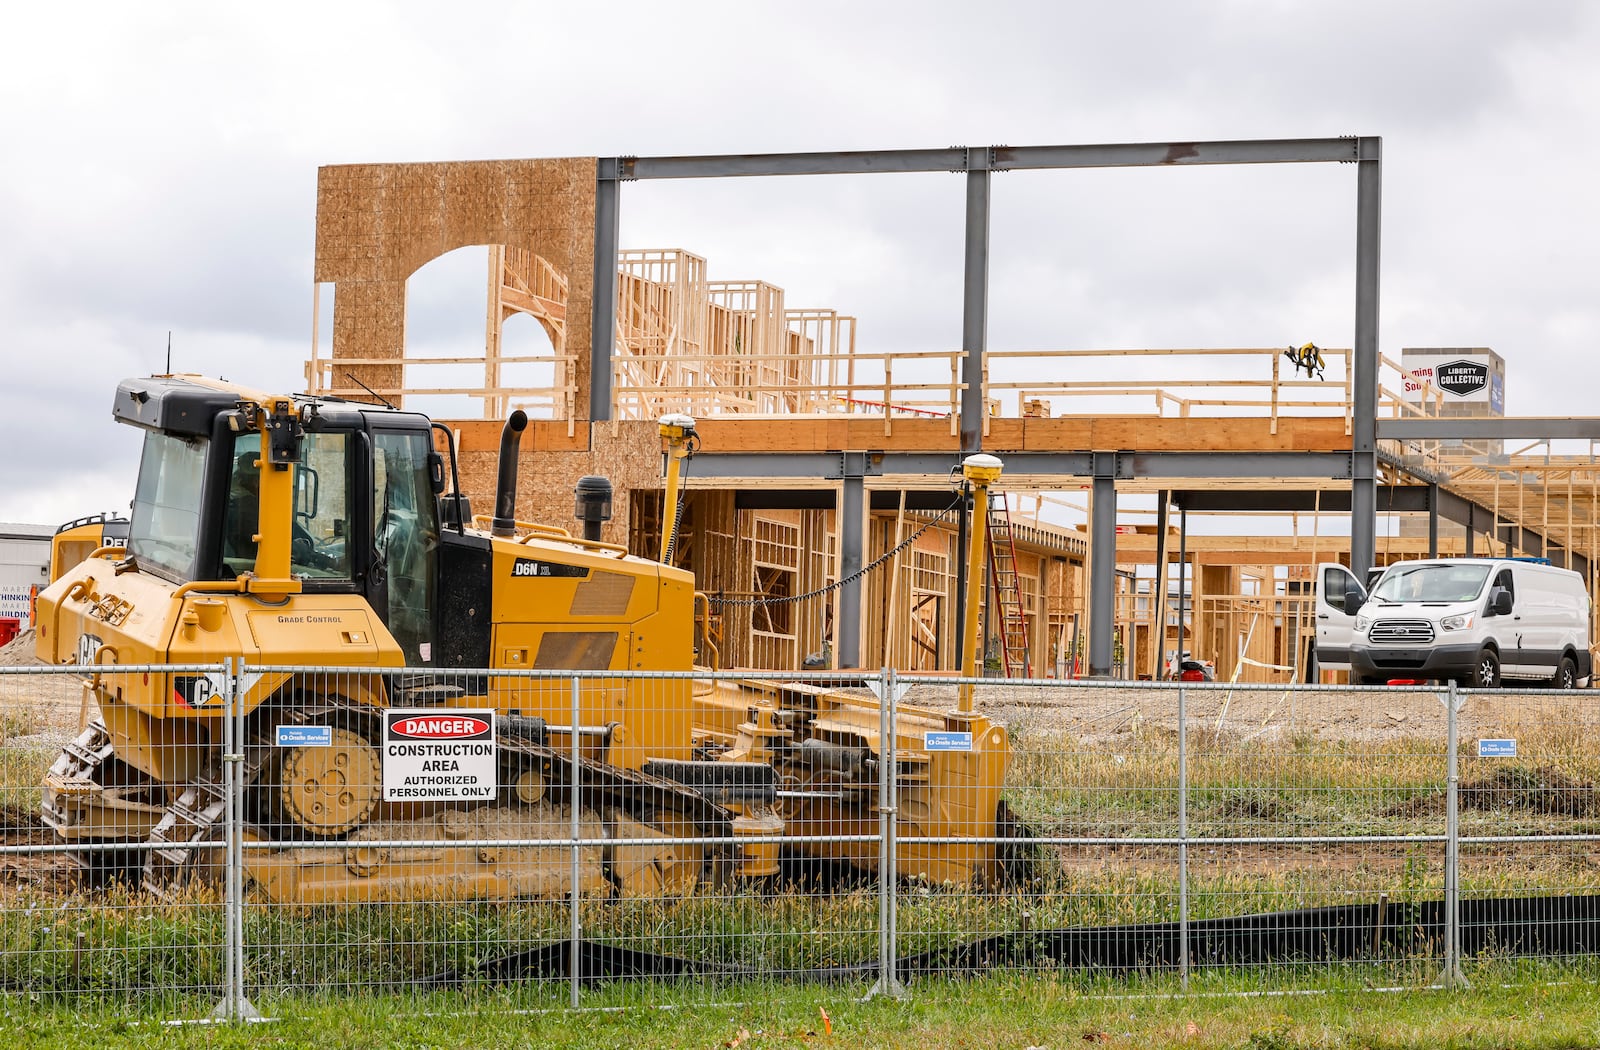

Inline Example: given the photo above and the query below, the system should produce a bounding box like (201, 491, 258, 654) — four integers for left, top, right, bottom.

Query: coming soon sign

(382, 710, 497, 801)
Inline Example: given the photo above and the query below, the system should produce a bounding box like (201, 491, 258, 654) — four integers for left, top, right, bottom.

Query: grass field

(6, 973, 1600, 1049)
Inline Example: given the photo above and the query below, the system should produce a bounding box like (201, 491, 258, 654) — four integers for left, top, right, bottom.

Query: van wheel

(1551, 656, 1578, 690)
(1471, 650, 1501, 689)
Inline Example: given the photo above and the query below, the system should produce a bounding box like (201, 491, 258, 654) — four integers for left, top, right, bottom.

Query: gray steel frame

(593, 138, 1383, 674)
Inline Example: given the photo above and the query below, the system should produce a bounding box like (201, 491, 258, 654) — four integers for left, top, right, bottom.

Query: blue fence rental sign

(276, 724, 333, 747)
(924, 731, 973, 752)
(1477, 738, 1517, 758)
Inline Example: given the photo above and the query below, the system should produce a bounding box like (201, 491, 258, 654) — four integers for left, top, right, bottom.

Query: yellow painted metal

(959, 454, 1004, 713)
(658, 414, 696, 564)
(32, 375, 1019, 903)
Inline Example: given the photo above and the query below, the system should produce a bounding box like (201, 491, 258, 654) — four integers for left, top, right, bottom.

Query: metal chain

(705, 494, 966, 609)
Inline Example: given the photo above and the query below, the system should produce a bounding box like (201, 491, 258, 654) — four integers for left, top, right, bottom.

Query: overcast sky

(2, 0, 1596, 527)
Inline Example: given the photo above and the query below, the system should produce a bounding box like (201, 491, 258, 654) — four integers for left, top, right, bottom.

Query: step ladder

(986, 492, 1030, 677)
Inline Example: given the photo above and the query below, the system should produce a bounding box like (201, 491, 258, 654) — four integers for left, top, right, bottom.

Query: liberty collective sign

(1434, 359, 1489, 398)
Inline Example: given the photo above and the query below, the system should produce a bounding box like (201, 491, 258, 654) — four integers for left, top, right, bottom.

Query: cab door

(369, 428, 441, 666)
(1314, 562, 1365, 673)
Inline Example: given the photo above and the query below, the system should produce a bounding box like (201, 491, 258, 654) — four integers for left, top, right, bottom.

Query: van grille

(1369, 619, 1436, 644)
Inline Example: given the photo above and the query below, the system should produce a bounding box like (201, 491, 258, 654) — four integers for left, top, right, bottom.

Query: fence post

(864, 668, 907, 1000)
(570, 673, 582, 1010)
(1177, 685, 1189, 990)
(1441, 680, 1467, 989)
(211, 658, 259, 1022)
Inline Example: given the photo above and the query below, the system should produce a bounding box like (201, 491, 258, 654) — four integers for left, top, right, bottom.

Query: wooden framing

(303, 154, 1600, 680)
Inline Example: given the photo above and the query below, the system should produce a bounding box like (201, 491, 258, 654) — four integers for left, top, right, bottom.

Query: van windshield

(1370, 564, 1491, 604)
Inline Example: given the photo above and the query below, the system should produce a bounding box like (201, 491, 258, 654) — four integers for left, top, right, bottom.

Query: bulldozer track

(39, 719, 120, 877)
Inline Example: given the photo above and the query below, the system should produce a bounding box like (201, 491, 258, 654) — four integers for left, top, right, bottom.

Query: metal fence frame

(6, 662, 1600, 1020)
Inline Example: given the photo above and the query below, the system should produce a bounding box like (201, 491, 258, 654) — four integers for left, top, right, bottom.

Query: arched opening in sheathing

(397, 245, 573, 422)
(403, 246, 494, 421)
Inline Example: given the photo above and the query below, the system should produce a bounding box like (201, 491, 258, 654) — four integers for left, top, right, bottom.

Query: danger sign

(382, 709, 497, 802)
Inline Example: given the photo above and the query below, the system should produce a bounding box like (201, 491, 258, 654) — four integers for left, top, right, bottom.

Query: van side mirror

(1344, 587, 1365, 615)
(1490, 588, 1512, 616)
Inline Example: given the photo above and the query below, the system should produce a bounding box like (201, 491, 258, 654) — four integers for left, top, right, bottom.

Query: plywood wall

(315, 158, 598, 415)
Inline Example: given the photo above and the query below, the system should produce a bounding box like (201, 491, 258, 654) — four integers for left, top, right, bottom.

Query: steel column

(1350, 138, 1382, 576)
(1428, 483, 1440, 558)
(839, 455, 867, 667)
(1152, 491, 1170, 681)
(1177, 507, 1188, 670)
(961, 149, 991, 453)
(1089, 454, 1118, 677)
(589, 164, 621, 424)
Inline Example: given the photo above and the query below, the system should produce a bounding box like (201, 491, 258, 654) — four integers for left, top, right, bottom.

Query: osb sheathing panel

(695, 415, 1355, 454)
(450, 420, 661, 549)
(315, 158, 597, 413)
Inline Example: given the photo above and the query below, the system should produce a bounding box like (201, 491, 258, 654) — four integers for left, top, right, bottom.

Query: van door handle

(1317, 614, 1330, 620)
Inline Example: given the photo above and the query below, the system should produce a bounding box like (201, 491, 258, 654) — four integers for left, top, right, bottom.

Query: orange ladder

(986, 492, 1030, 677)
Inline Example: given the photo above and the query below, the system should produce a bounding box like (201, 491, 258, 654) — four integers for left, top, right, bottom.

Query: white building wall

(0, 524, 54, 627)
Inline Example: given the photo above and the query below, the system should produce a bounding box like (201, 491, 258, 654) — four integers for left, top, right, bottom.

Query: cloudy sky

(2, 0, 1596, 527)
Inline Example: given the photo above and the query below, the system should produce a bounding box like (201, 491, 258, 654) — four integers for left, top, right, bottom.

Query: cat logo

(73, 633, 104, 667)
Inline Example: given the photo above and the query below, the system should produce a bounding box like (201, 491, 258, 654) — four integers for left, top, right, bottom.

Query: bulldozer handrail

(172, 579, 251, 600)
(468, 512, 629, 556)
(694, 592, 720, 668)
(470, 514, 572, 539)
(520, 533, 628, 556)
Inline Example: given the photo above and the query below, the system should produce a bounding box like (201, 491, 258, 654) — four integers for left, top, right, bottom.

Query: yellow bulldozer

(33, 375, 1017, 903)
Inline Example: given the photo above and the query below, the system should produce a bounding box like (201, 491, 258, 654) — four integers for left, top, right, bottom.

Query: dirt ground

(1, 635, 1592, 753)
(894, 678, 1598, 747)
(0, 633, 91, 751)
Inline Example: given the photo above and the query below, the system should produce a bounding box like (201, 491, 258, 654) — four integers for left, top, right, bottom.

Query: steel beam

(1119, 451, 1352, 480)
(612, 138, 1363, 181)
(1174, 489, 1358, 513)
(1379, 417, 1600, 440)
(690, 450, 1356, 481)
(732, 490, 964, 511)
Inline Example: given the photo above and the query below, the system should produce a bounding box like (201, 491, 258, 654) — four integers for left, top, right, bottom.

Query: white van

(1316, 558, 1593, 688)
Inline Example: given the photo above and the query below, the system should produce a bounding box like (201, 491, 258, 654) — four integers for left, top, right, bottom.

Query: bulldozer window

(220, 432, 353, 580)
(373, 431, 439, 665)
(129, 430, 207, 581)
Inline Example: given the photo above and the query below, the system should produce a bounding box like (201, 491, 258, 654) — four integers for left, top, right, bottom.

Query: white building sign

(1402, 352, 1497, 406)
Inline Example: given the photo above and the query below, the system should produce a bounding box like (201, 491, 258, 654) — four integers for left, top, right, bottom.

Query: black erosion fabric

(421, 893, 1600, 987)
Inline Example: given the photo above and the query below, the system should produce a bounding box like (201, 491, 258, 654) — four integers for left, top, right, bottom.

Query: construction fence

(2, 664, 1599, 1021)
